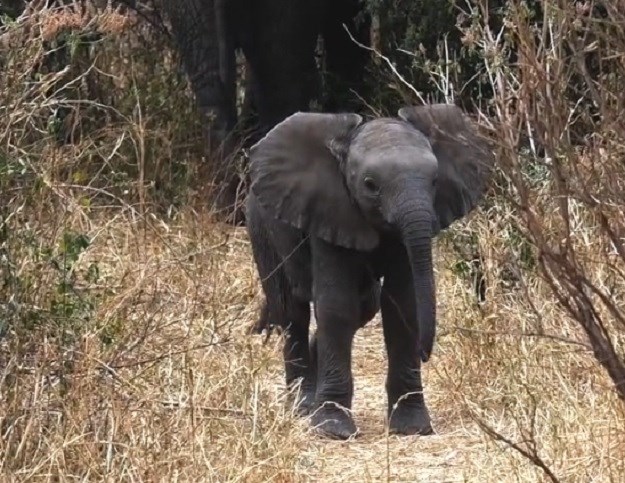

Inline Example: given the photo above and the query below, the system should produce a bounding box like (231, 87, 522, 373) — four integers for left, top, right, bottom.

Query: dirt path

(290, 319, 492, 482)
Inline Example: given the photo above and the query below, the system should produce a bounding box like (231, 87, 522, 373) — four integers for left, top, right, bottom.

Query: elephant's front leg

(310, 239, 364, 439)
(381, 253, 434, 436)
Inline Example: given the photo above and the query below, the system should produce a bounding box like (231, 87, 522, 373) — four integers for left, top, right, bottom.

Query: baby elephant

(246, 104, 494, 439)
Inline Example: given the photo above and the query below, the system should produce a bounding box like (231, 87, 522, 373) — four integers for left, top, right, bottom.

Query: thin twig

(107, 340, 231, 370)
(342, 23, 426, 104)
(473, 415, 561, 483)
(450, 326, 592, 349)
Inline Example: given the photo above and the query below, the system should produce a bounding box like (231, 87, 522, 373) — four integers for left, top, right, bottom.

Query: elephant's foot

(293, 385, 316, 416)
(388, 403, 434, 436)
(285, 376, 316, 416)
(310, 402, 358, 440)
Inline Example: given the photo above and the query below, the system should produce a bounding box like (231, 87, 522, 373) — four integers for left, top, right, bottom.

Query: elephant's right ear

(249, 112, 379, 251)
(398, 104, 494, 231)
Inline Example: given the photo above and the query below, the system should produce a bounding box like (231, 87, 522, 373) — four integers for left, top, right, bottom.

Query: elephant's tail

(248, 262, 290, 340)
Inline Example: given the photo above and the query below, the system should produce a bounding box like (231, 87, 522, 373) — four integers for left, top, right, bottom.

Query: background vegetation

(1, 1, 623, 481)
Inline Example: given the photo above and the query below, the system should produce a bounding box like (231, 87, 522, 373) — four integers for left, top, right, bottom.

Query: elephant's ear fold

(249, 112, 379, 251)
(398, 104, 494, 231)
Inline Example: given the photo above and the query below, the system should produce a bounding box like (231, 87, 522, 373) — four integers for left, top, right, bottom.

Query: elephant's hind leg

(283, 297, 315, 414)
(246, 195, 315, 414)
(254, 275, 315, 414)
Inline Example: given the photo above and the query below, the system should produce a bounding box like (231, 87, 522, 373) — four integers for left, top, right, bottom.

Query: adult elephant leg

(240, 0, 322, 130)
(162, 0, 242, 223)
(381, 242, 434, 436)
(310, 238, 363, 440)
(321, 0, 372, 112)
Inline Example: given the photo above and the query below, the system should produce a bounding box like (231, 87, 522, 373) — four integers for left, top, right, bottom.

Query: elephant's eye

(363, 176, 380, 194)
(432, 177, 438, 188)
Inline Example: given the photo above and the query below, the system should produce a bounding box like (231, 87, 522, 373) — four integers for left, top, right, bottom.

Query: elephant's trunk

(391, 187, 437, 362)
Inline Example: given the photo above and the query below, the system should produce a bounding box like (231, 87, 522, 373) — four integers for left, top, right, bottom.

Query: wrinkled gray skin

(246, 104, 494, 439)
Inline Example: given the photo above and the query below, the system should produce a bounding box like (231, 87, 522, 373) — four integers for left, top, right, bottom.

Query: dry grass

(2, 207, 623, 481)
(2, 1, 624, 482)
(1, 209, 298, 481)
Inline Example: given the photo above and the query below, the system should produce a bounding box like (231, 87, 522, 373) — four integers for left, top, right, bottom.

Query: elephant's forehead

(353, 118, 431, 150)
(350, 119, 435, 167)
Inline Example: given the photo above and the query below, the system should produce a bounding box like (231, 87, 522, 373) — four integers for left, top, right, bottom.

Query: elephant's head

(249, 104, 494, 362)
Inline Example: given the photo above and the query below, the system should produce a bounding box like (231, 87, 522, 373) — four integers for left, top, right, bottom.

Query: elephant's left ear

(398, 104, 494, 231)
(248, 112, 380, 251)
